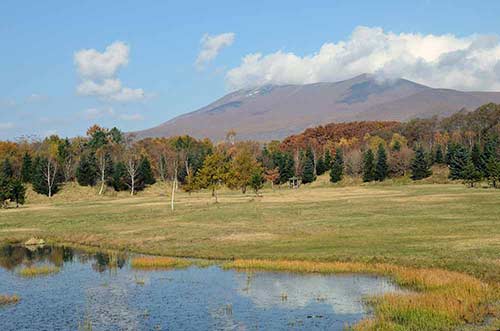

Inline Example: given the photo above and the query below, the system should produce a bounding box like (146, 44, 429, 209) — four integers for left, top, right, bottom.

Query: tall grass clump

(130, 256, 191, 269)
(0, 294, 20, 306)
(17, 265, 60, 277)
(225, 259, 498, 331)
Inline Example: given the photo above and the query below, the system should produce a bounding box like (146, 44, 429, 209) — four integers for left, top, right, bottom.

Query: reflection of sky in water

(235, 272, 399, 315)
(0, 245, 402, 330)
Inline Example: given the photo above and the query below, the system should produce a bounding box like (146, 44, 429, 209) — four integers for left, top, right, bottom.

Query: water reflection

(0, 244, 403, 330)
(0, 244, 126, 273)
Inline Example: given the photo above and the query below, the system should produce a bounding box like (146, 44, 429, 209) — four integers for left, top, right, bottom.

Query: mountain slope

(136, 74, 500, 141)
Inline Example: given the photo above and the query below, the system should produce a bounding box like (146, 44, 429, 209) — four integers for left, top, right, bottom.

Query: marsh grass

(225, 259, 498, 331)
(130, 256, 191, 269)
(0, 294, 19, 306)
(17, 265, 60, 277)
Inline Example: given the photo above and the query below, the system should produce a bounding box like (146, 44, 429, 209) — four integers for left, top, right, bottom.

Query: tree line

(1, 103, 499, 207)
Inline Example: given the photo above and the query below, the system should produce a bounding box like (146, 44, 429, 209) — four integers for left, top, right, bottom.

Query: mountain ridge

(135, 74, 500, 141)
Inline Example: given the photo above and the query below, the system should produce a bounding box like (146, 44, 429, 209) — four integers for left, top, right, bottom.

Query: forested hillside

(1, 103, 499, 206)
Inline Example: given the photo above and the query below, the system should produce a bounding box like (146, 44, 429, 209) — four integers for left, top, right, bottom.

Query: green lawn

(1, 182, 499, 283)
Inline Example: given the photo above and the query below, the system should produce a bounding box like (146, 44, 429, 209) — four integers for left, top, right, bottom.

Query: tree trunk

(171, 179, 176, 211)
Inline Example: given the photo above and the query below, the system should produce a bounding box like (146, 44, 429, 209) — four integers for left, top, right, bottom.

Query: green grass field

(1, 180, 499, 283)
(1, 177, 499, 330)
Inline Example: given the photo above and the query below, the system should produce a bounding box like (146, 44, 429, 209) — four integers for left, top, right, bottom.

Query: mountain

(135, 74, 500, 141)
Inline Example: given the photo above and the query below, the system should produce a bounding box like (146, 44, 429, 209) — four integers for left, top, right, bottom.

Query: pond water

(0, 245, 402, 330)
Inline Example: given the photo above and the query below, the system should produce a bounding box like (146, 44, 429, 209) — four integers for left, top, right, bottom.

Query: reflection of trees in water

(91, 252, 127, 273)
(0, 244, 126, 273)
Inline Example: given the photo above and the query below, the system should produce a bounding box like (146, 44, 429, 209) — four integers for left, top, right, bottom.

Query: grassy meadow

(0, 171, 499, 330)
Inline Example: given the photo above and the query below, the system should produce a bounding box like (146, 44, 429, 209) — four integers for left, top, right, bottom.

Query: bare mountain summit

(136, 74, 500, 141)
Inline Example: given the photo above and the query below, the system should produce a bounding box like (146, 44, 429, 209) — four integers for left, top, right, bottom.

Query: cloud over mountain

(226, 26, 500, 91)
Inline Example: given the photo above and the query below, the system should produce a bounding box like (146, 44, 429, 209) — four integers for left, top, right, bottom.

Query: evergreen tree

(21, 152, 33, 183)
(0, 176, 12, 208)
(445, 143, 456, 165)
(31, 156, 62, 196)
(434, 145, 444, 164)
(449, 144, 469, 180)
(272, 152, 295, 184)
(139, 156, 156, 185)
(374, 144, 388, 181)
(330, 148, 344, 183)
(411, 147, 432, 180)
(315, 156, 326, 176)
(481, 135, 499, 177)
(362, 149, 375, 182)
(249, 169, 264, 196)
(324, 150, 332, 170)
(76, 153, 98, 186)
(1, 158, 13, 179)
(392, 140, 401, 152)
(471, 143, 483, 172)
(302, 148, 316, 184)
(111, 162, 128, 191)
(461, 159, 482, 187)
(9, 179, 26, 207)
(486, 156, 500, 188)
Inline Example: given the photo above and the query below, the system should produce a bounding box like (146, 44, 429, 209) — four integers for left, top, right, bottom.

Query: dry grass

(130, 256, 191, 269)
(17, 265, 60, 277)
(0, 294, 20, 306)
(225, 259, 498, 331)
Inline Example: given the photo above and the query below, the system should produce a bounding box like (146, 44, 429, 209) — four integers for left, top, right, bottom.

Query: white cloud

(108, 87, 145, 102)
(74, 41, 129, 79)
(0, 122, 14, 130)
(74, 41, 146, 102)
(196, 32, 235, 68)
(77, 79, 122, 96)
(226, 26, 500, 91)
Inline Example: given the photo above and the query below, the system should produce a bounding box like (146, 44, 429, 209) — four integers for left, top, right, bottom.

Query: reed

(224, 259, 498, 330)
(130, 256, 191, 269)
(17, 265, 60, 277)
(0, 294, 20, 306)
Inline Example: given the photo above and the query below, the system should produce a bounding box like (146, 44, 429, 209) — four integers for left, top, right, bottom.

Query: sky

(2, 0, 500, 140)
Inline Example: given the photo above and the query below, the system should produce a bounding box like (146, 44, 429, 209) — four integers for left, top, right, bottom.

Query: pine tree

(0, 176, 12, 208)
(434, 145, 444, 164)
(21, 153, 33, 183)
(445, 143, 456, 165)
(324, 150, 332, 170)
(374, 144, 388, 181)
(392, 140, 401, 152)
(302, 148, 316, 184)
(362, 149, 375, 182)
(411, 147, 432, 180)
(249, 169, 264, 196)
(315, 156, 326, 176)
(481, 135, 499, 177)
(449, 144, 469, 180)
(111, 162, 128, 191)
(272, 152, 294, 184)
(471, 143, 483, 172)
(461, 159, 482, 187)
(9, 179, 26, 207)
(1, 158, 13, 179)
(139, 156, 156, 185)
(330, 148, 344, 183)
(76, 153, 98, 186)
(31, 156, 62, 196)
(486, 156, 500, 188)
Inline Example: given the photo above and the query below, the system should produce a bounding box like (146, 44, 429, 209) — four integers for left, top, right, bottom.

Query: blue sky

(2, 0, 500, 140)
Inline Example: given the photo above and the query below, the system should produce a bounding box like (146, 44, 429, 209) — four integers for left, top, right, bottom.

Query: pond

(0, 245, 402, 330)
